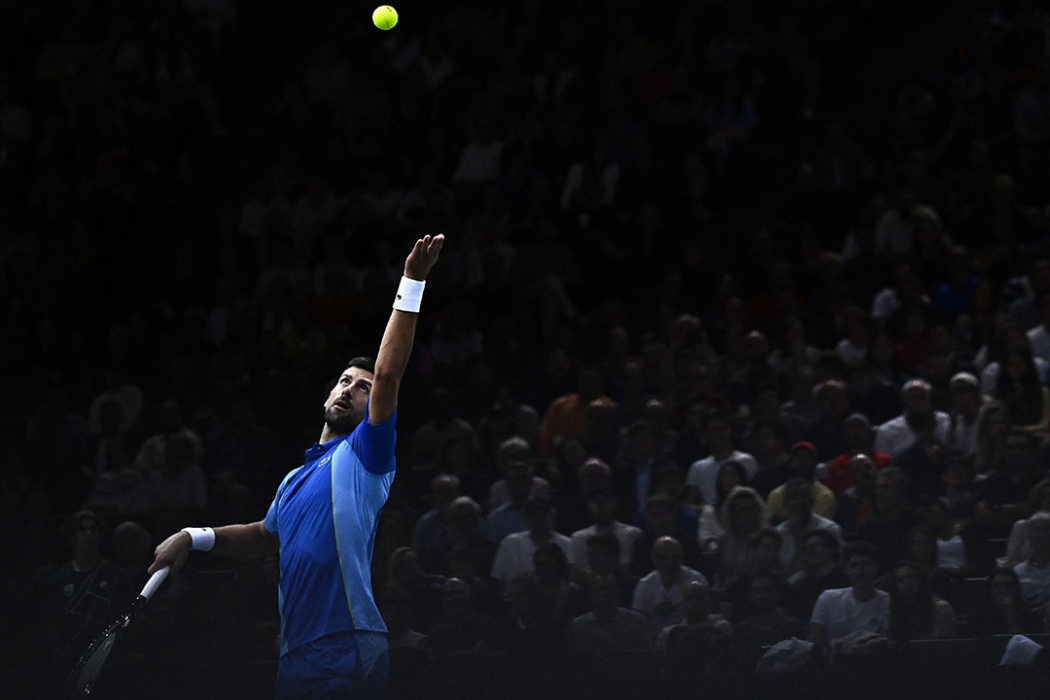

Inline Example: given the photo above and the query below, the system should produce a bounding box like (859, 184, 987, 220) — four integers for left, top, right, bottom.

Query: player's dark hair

(346, 356, 376, 373)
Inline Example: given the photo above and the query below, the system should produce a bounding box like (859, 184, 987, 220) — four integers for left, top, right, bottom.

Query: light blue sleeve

(263, 498, 279, 536)
(263, 468, 301, 536)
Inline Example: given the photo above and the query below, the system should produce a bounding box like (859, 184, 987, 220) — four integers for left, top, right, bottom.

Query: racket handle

(141, 566, 170, 600)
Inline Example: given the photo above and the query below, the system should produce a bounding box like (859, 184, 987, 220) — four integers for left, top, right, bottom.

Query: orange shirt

(537, 393, 616, 457)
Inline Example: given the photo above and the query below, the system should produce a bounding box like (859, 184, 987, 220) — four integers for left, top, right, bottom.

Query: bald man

(631, 536, 709, 633)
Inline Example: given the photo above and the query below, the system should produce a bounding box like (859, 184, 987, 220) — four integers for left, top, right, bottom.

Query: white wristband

(181, 527, 215, 552)
(393, 276, 425, 313)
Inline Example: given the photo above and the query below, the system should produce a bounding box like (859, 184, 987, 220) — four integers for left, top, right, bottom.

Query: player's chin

(324, 407, 360, 434)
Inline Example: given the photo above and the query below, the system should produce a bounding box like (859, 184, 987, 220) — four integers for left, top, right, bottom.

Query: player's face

(324, 367, 373, 435)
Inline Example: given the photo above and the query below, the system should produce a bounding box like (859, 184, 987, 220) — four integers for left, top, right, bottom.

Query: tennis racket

(66, 565, 170, 698)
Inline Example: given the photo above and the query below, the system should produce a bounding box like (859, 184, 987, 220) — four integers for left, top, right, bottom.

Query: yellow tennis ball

(372, 5, 398, 30)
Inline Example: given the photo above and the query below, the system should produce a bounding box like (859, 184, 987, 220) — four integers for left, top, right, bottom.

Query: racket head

(65, 566, 169, 698)
(67, 623, 121, 698)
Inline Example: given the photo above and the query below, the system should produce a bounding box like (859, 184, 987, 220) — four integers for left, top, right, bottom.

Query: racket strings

(70, 631, 118, 696)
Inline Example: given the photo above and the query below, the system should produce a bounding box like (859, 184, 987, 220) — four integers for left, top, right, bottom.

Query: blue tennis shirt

(264, 407, 397, 656)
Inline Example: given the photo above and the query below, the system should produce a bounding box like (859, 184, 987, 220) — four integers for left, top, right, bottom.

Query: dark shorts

(275, 631, 389, 700)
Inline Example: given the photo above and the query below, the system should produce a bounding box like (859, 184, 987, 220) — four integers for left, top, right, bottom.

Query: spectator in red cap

(764, 442, 837, 523)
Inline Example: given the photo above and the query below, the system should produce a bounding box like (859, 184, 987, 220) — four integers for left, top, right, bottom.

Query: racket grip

(141, 566, 170, 600)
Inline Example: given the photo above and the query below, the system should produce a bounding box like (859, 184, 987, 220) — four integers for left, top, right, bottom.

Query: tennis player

(149, 234, 444, 699)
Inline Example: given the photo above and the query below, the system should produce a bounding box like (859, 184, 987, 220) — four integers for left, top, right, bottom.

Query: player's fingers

(427, 235, 444, 257)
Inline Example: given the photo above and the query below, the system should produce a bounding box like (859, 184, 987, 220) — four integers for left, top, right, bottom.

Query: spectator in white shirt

(873, 379, 950, 459)
(568, 488, 643, 571)
(686, 412, 758, 508)
(1024, 292, 1050, 365)
(490, 497, 572, 582)
(1014, 512, 1050, 610)
(1003, 478, 1050, 566)
(568, 574, 652, 652)
(945, 372, 987, 456)
(655, 579, 732, 650)
(808, 540, 889, 647)
(632, 536, 709, 633)
(979, 325, 1049, 396)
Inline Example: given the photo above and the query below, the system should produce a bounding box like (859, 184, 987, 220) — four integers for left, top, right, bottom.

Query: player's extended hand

(404, 234, 444, 281)
(148, 531, 192, 576)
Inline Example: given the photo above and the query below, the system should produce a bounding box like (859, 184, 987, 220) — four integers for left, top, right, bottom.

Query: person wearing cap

(873, 379, 951, 459)
(764, 442, 837, 523)
(945, 371, 988, 456)
(822, 413, 892, 496)
(489, 497, 572, 583)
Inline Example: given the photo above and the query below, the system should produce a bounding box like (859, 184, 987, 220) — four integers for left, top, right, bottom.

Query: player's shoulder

(360, 405, 399, 431)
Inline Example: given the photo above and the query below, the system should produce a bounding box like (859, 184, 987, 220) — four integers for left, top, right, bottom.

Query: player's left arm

(368, 234, 445, 425)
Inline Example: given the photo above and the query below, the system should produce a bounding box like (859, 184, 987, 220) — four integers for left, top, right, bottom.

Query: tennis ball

(372, 5, 398, 30)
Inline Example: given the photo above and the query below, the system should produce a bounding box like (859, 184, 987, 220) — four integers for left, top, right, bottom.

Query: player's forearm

(211, 522, 279, 559)
(194, 522, 279, 562)
(374, 309, 417, 386)
(151, 521, 278, 575)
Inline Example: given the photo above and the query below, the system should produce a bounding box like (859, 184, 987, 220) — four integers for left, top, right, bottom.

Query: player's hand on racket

(148, 530, 192, 575)
(404, 233, 444, 281)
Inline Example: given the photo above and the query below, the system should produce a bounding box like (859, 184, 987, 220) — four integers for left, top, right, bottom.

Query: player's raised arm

(368, 234, 444, 425)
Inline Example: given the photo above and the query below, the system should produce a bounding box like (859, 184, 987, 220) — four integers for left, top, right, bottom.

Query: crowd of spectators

(3, 0, 1050, 689)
